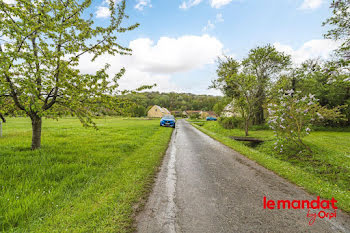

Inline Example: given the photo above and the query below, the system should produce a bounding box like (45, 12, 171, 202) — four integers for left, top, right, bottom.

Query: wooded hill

(122, 92, 222, 117)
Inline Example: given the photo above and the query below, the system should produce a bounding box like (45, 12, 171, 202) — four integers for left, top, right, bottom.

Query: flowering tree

(267, 90, 342, 154)
(0, 0, 138, 149)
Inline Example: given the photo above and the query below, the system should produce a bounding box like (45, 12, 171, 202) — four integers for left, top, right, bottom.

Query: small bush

(219, 117, 244, 129)
(189, 113, 200, 119)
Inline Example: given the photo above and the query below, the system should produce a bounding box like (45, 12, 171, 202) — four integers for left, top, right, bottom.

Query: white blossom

(286, 89, 294, 95)
(327, 79, 334, 84)
(316, 112, 323, 119)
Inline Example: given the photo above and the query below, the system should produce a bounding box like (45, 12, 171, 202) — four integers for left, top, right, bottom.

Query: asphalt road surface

(136, 120, 350, 233)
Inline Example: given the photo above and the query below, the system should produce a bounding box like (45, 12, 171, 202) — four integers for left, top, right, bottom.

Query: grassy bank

(191, 121, 350, 212)
(0, 117, 173, 232)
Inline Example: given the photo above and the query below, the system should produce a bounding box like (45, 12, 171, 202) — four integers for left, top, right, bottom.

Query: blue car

(206, 116, 217, 121)
(160, 115, 176, 128)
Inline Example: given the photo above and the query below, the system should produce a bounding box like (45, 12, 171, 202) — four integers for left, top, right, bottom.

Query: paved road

(136, 120, 350, 233)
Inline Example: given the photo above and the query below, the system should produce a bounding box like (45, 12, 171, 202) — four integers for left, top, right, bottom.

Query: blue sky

(79, 0, 339, 95)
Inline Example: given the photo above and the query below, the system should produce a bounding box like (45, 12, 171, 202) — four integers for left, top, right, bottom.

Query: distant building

(222, 101, 240, 117)
(183, 110, 200, 118)
(183, 110, 217, 119)
(171, 111, 183, 117)
(183, 110, 201, 115)
(147, 105, 171, 118)
(200, 111, 217, 119)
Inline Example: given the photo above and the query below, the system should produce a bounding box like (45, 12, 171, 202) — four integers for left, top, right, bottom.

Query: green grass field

(191, 121, 350, 212)
(0, 117, 173, 232)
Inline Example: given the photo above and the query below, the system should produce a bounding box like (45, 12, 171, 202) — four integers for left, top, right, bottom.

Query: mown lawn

(191, 121, 350, 212)
(0, 117, 173, 232)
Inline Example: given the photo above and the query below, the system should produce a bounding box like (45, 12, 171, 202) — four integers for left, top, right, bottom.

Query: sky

(79, 0, 340, 95)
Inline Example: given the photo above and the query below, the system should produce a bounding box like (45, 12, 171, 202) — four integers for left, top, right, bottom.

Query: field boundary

(132, 127, 175, 229)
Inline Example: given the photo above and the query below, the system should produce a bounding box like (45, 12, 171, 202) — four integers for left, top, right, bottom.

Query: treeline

(213, 53, 350, 126)
(212, 0, 350, 134)
(1, 92, 221, 119)
(122, 92, 222, 117)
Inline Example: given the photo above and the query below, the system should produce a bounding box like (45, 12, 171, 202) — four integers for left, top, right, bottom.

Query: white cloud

(104, 0, 121, 3)
(78, 35, 223, 93)
(299, 0, 323, 10)
(274, 39, 340, 64)
(128, 35, 223, 73)
(216, 13, 224, 22)
(202, 20, 215, 32)
(210, 0, 233, 8)
(96, 1, 125, 18)
(96, 6, 110, 18)
(179, 0, 203, 9)
(180, 0, 234, 9)
(202, 14, 224, 32)
(135, 0, 152, 11)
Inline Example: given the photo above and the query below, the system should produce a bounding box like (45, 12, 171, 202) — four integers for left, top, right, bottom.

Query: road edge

(190, 122, 350, 214)
(133, 127, 177, 233)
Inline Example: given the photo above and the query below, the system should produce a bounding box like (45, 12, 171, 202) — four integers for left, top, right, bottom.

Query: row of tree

(122, 92, 221, 117)
(211, 0, 350, 137)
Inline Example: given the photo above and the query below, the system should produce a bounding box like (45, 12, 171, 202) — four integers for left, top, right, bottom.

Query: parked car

(206, 116, 217, 121)
(160, 115, 176, 128)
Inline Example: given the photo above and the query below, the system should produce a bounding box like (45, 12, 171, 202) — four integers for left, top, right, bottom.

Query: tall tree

(229, 73, 258, 136)
(0, 82, 7, 123)
(324, 0, 350, 65)
(210, 56, 240, 98)
(242, 44, 291, 124)
(0, 0, 138, 149)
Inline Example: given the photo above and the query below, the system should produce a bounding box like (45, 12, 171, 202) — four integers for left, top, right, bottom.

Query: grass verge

(0, 117, 173, 232)
(190, 121, 350, 212)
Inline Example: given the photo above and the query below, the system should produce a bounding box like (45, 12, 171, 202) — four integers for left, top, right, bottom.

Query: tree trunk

(31, 115, 42, 150)
(254, 104, 264, 125)
(0, 113, 5, 123)
(254, 85, 265, 125)
(245, 120, 249, 136)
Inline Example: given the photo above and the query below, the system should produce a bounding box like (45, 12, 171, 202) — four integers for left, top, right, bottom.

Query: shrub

(219, 117, 244, 129)
(189, 113, 200, 119)
(267, 90, 342, 154)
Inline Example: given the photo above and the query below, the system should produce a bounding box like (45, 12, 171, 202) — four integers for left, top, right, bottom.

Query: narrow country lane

(136, 120, 350, 233)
